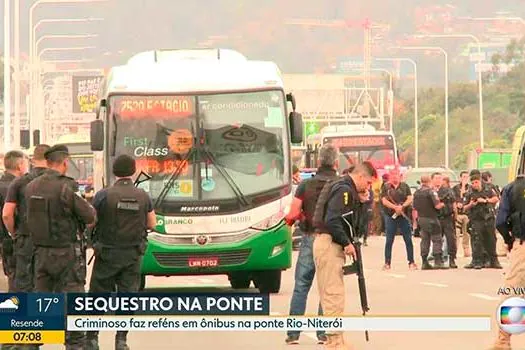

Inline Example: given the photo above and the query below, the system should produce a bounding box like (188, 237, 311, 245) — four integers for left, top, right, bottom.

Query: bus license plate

(188, 257, 219, 267)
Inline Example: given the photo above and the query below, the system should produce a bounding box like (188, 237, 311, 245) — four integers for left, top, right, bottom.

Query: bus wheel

(139, 275, 146, 291)
(228, 272, 251, 289)
(254, 270, 281, 294)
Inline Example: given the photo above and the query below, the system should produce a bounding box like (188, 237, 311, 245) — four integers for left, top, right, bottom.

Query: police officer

(312, 162, 376, 349)
(284, 144, 338, 345)
(0, 151, 27, 292)
(491, 175, 525, 349)
(413, 176, 445, 270)
(453, 171, 471, 258)
(86, 155, 156, 350)
(25, 145, 96, 350)
(463, 172, 502, 269)
(438, 175, 458, 268)
(3, 145, 50, 297)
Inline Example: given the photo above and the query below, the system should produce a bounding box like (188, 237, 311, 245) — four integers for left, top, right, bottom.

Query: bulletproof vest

(312, 175, 358, 232)
(413, 187, 438, 219)
(96, 179, 149, 247)
(15, 168, 47, 236)
(438, 187, 455, 217)
(0, 173, 15, 239)
(467, 186, 494, 220)
(299, 169, 338, 233)
(509, 178, 525, 239)
(26, 171, 79, 247)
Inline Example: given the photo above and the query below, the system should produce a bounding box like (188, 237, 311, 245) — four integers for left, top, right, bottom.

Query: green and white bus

(90, 48, 303, 293)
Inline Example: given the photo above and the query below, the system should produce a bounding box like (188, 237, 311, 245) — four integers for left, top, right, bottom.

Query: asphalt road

(2, 235, 525, 349)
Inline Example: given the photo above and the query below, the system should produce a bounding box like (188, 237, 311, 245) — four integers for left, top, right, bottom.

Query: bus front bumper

(140, 223, 292, 275)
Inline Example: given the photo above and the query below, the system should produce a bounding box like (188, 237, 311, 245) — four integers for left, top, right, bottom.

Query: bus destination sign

(325, 135, 392, 148)
(117, 96, 194, 118)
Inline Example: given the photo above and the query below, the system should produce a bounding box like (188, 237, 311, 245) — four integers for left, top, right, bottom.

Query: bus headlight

(250, 212, 285, 231)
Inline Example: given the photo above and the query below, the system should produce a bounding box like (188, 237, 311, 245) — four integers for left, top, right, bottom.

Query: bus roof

(104, 51, 284, 95)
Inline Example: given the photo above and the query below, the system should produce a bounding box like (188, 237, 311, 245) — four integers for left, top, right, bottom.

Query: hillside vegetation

(393, 38, 525, 169)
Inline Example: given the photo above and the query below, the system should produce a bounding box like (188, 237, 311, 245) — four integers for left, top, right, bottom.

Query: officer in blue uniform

(491, 175, 525, 349)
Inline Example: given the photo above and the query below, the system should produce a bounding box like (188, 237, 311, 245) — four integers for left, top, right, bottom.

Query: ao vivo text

(497, 287, 525, 295)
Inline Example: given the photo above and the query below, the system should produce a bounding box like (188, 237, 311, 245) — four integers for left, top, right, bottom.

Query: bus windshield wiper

(199, 120, 249, 207)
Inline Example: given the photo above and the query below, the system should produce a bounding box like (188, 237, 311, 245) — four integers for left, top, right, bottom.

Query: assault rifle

(341, 210, 370, 341)
(87, 171, 152, 265)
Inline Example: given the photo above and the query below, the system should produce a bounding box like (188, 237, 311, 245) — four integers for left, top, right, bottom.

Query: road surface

(1, 235, 524, 350)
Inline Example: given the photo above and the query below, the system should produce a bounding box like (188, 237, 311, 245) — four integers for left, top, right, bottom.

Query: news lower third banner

(0, 293, 492, 336)
(66, 316, 492, 332)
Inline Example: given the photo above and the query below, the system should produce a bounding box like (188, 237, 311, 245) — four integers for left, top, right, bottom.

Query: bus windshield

(67, 156, 94, 185)
(324, 135, 396, 172)
(109, 90, 289, 210)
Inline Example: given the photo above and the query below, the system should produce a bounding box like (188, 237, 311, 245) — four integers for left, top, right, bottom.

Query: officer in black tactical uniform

(438, 175, 458, 268)
(284, 144, 339, 345)
(413, 175, 445, 270)
(86, 155, 156, 350)
(3, 145, 50, 297)
(0, 151, 27, 292)
(463, 172, 502, 269)
(25, 145, 96, 350)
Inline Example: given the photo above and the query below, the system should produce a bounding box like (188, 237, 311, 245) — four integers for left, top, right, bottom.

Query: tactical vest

(96, 179, 149, 248)
(15, 168, 47, 236)
(467, 186, 494, 220)
(509, 177, 525, 239)
(0, 173, 15, 239)
(26, 172, 79, 247)
(312, 175, 358, 232)
(413, 187, 438, 219)
(438, 187, 455, 218)
(300, 170, 338, 233)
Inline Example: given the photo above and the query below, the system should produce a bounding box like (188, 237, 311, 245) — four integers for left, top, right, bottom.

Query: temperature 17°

(36, 298, 59, 313)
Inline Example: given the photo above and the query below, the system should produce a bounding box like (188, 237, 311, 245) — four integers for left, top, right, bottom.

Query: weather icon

(0, 297, 19, 312)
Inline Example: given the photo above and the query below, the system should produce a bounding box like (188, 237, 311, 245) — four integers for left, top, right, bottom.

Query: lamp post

(30, 34, 96, 143)
(38, 46, 95, 60)
(459, 16, 525, 25)
(376, 57, 419, 167)
(391, 46, 449, 168)
(25, 0, 106, 147)
(4, 0, 11, 150)
(415, 33, 484, 149)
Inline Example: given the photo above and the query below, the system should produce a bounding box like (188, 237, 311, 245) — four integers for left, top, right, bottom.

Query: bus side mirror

(289, 111, 303, 144)
(90, 120, 104, 151)
(96, 99, 106, 119)
(286, 93, 296, 111)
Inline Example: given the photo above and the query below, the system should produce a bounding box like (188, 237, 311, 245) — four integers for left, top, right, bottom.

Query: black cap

(113, 155, 136, 177)
(44, 144, 69, 160)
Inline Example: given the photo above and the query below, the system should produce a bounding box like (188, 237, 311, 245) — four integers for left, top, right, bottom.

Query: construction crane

(284, 17, 391, 129)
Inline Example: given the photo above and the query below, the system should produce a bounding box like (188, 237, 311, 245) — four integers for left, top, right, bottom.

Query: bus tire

(254, 270, 281, 294)
(139, 274, 146, 291)
(228, 272, 251, 289)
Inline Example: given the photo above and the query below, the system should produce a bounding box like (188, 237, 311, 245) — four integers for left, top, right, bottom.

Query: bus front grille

(152, 249, 251, 268)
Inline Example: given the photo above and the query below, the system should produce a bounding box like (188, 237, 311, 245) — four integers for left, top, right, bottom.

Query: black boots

(433, 254, 449, 269)
(449, 257, 458, 269)
(85, 332, 99, 350)
(115, 332, 130, 350)
(422, 257, 433, 270)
